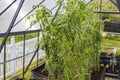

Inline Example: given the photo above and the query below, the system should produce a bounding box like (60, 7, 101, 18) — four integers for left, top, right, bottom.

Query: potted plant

(29, 0, 102, 80)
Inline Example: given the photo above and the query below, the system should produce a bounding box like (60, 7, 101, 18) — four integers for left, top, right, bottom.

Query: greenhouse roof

(0, 0, 93, 35)
(0, 0, 57, 34)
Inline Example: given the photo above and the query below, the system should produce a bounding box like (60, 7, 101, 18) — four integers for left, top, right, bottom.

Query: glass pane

(0, 0, 14, 13)
(0, 0, 57, 33)
(0, 0, 20, 33)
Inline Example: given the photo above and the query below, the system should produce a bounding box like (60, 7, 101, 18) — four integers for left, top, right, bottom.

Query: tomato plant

(29, 0, 103, 80)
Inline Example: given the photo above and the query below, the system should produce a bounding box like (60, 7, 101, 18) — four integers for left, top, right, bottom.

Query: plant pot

(31, 63, 48, 80)
(104, 22, 120, 33)
(110, 0, 120, 11)
(16, 78, 25, 80)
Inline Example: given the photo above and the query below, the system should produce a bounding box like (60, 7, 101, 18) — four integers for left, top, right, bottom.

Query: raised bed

(31, 63, 48, 80)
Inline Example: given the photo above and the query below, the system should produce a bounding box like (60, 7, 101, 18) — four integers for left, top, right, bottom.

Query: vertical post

(37, 32, 40, 67)
(23, 34, 25, 79)
(4, 43, 6, 80)
(100, 0, 102, 19)
(100, 65, 106, 80)
(10, 36, 16, 76)
(119, 58, 120, 80)
(0, 48, 2, 76)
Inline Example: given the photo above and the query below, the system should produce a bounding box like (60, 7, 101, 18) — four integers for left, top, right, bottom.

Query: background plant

(29, 0, 103, 80)
(92, 0, 120, 22)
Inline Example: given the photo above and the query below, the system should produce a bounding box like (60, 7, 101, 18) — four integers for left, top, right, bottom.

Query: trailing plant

(28, 0, 103, 80)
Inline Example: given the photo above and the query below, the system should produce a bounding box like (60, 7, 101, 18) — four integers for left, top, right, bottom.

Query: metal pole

(100, 65, 106, 80)
(119, 58, 120, 80)
(37, 32, 40, 67)
(50, 4, 59, 11)
(100, 0, 102, 19)
(4, 44, 6, 80)
(24, 46, 39, 74)
(23, 34, 25, 79)
(0, 0, 25, 53)
(51, 3, 62, 23)
(94, 11, 120, 14)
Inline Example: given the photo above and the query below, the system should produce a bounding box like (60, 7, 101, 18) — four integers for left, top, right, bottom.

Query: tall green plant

(29, 0, 102, 80)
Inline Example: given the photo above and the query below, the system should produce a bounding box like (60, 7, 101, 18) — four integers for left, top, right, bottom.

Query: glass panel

(0, 0, 14, 13)
(0, 0, 20, 33)
(0, 0, 57, 34)
(14, 0, 41, 24)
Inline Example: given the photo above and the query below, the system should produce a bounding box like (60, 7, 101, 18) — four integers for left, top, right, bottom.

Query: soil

(91, 67, 104, 80)
(91, 52, 120, 80)
(91, 66, 119, 80)
(32, 63, 48, 76)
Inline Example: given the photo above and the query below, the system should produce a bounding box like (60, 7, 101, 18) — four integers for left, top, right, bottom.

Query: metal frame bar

(119, 58, 120, 80)
(51, 3, 62, 22)
(50, 4, 59, 11)
(86, 0, 93, 5)
(23, 34, 26, 79)
(100, 66, 106, 80)
(0, 0, 25, 53)
(37, 32, 40, 67)
(95, 11, 120, 14)
(0, 0, 17, 16)
(3, 44, 6, 80)
(105, 73, 118, 78)
(24, 45, 39, 74)
(0, 29, 41, 37)
(99, 0, 102, 19)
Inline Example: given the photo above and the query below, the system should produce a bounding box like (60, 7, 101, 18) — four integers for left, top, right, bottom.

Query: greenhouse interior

(1, 0, 120, 80)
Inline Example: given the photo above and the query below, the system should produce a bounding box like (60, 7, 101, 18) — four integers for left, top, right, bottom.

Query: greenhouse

(0, 0, 120, 80)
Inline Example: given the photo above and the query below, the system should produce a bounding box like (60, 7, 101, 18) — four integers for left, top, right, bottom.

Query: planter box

(31, 63, 48, 80)
(104, 22, 120, 33)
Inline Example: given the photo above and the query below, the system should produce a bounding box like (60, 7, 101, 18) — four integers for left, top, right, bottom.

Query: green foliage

(101, 34, 120, 55)
(15, 33, 37, 43)
(0, 33, 38, 44)
(0, 37, 11, 44)
(30, 0, 102, 80)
